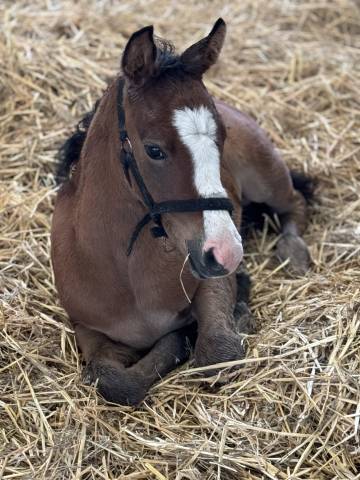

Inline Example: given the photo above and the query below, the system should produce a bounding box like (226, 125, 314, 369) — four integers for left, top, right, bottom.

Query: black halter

(117, 79, 234, 256)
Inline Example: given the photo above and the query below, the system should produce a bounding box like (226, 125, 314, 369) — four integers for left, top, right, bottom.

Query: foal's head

(121, 19, 243, 279)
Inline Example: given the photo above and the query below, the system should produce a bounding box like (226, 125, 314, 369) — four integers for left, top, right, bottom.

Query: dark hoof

(276, 233, 311, 275)
(83, 362, 148, 406)
(194, 329, 246, 376)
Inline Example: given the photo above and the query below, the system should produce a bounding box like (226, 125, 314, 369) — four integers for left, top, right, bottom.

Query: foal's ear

(181, 18, 226, 76)
(122, 26, 157, 85)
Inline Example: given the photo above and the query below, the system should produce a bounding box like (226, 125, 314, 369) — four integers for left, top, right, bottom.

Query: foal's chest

(106, 307, 193, 350)
(107, 242, 198, 349)
(128, 239, 198, 311)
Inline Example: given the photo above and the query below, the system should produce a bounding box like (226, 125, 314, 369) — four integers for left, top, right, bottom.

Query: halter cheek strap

(117, 78, 234, 256)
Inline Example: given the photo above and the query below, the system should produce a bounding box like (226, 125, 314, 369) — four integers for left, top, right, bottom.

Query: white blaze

(172, 106, 241, 246)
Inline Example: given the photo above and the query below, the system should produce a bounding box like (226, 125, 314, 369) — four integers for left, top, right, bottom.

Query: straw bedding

(1, 1, 359, 478)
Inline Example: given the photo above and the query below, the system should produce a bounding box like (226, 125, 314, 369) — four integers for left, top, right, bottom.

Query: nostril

(204, 248, 220, 269)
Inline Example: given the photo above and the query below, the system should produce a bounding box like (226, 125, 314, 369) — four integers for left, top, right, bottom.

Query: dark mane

(154, 37, 184, 75)
(55, 39, 185, 184)
(55, 102, 98, 183)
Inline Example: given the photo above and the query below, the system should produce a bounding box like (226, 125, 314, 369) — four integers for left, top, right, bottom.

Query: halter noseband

(117, 78, 234, 256)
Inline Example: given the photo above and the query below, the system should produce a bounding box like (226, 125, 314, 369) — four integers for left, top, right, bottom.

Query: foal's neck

(76, 79, 145, 248)
(80, 79, 122, 189)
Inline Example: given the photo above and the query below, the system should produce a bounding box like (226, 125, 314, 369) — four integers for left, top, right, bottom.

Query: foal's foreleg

(193, 276, 250, 374)
(75, 324, 144, 405)
(75, 324, 192, 406)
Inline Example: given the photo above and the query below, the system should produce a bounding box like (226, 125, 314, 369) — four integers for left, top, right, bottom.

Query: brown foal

(51, 19, 311, 405)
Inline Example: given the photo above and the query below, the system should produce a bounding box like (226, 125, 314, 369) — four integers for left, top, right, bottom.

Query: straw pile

(1, 0, 359, 478)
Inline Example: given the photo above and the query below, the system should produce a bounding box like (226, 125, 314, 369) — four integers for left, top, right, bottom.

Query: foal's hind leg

(75, 324, 193, 406)
(232, 156, 310, 274)
(241, 156, 311, 274)
(273, 189, 311, 274)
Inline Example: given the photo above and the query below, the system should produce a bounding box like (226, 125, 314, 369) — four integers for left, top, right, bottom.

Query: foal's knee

(83, 361, 147, 406)
(194, 328, 246, 375)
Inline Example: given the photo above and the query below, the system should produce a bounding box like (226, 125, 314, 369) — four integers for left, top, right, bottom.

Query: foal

(52, 19, 311, 405)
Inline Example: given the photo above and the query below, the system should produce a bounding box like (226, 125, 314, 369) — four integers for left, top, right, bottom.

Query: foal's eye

(144, 144, 166, 161)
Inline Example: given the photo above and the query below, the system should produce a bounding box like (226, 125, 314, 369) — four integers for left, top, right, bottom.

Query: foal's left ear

(181, 18, 226, 77)
(122, 25, 157, 85)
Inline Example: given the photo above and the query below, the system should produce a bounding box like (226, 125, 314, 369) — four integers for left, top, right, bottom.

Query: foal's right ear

(122, 26, 157, 85)
(181, 18, 226, 77)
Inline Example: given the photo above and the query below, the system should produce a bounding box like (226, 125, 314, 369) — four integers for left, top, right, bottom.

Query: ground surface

(1, 1, 359, 479)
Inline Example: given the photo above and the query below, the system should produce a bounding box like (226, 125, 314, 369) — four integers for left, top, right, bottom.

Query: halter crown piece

(117, 78, 234, 256)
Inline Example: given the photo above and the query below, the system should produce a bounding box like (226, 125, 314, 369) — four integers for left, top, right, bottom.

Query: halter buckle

(121, 136, 133, 154)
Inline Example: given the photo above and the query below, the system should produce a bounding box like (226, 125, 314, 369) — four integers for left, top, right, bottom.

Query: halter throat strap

(117, 78, 234, 256)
